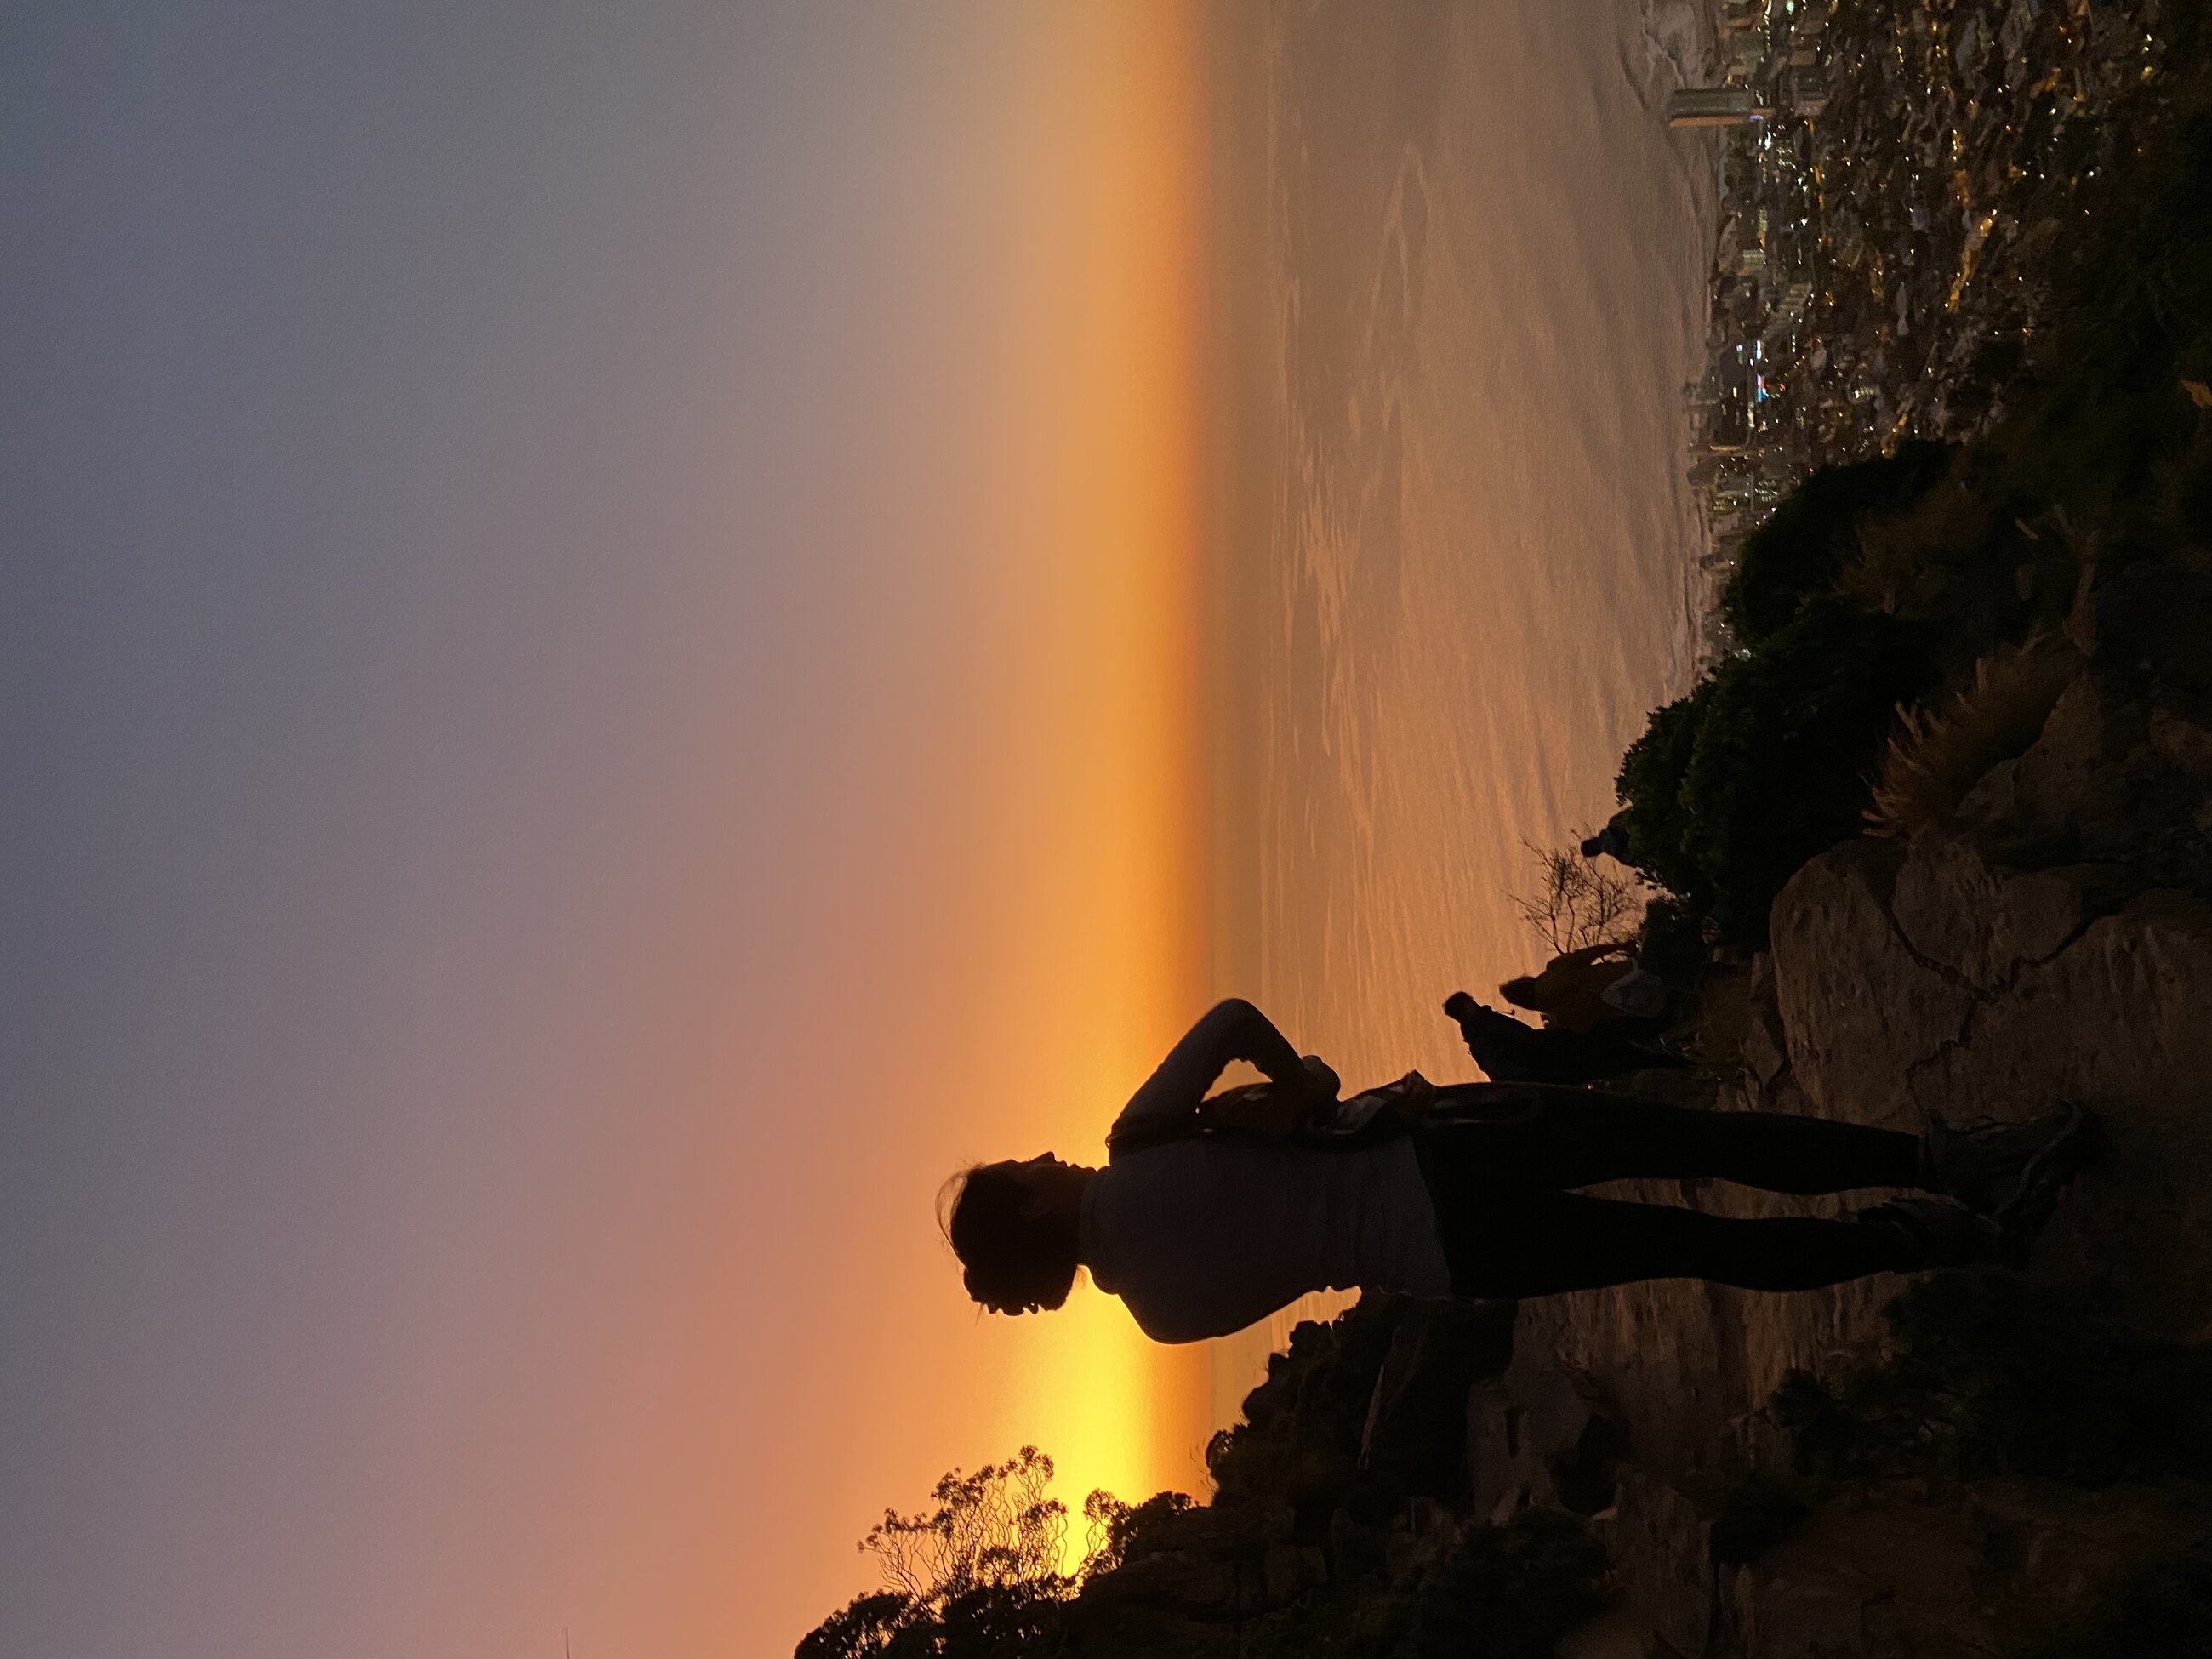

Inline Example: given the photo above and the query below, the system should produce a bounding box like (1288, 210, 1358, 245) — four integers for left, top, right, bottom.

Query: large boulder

(1609, 1470, 1716, 1657)
(1768, 818, 2212, 1337)
(1740, 951, 1793, 1097)
(2148, 702, 2212, 787)
(1768, 837, 1972, 1122)
(1889, 829, 2130, 993)
(1907, 889, 2212, 1335)
(1984, 672, 2193, 866)
(1355, 1297, 1516, 1500)
(1904, 887, 2212, 1115)
(1466, 1344, 1626, 1522)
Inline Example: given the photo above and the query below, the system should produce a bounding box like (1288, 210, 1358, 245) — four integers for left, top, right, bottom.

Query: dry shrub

(1509, 840, 1646, 955)
(1865, 635, 2082, 835)
(861, 1445, 1069, 1599)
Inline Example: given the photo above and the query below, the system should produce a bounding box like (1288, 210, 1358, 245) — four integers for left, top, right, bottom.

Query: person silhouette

(941, 999, 2093, 1344)
(1442, 990, 1687, 1085)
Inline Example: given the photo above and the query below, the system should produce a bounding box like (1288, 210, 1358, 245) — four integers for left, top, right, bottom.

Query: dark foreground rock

(1536, 660, 2212, 1656)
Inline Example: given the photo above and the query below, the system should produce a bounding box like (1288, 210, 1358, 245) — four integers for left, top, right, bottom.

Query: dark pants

(1417, 1089, 1923, 1297)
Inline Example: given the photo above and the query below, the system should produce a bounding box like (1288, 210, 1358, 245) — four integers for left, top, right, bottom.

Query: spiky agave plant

(1864, 634, 2082, 837)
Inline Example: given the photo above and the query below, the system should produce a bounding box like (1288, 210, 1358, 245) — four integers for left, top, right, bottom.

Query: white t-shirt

(1077, 1135, 1454, 1345)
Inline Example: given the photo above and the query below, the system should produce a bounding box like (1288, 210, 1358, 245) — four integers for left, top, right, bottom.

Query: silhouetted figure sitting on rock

(940, 999, 2099, 1346)
(1502, 941, 1673, 1038)
(1444, 991, 1688, 1086)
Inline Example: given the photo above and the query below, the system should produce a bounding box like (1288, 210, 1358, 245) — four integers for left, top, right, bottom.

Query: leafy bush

(1615, 600, 1935, 944)
(1615, 695, 1709, 905)
(1719, 442, 1953, 644)
(1080, 1488, 1194, 1577)
(1994, 102, 2212, 567)
(795, 1593, 918, 1659)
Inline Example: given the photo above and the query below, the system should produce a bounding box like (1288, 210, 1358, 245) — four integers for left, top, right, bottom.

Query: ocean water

(1207, 0, 1719, 1429)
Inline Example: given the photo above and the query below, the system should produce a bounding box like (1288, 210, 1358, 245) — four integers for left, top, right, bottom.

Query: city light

(1672, 0, 2164, 660)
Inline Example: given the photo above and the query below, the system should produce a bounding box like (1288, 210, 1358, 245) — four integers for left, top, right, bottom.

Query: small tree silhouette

(1508, 839, 1644, 957)
(799, 1447, 1168, 1659)
(1080, 1487, 1194, 1577)
(860, 1445, 1069, 1601)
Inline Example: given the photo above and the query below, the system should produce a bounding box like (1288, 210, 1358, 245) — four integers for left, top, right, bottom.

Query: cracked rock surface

(1528, 679, 2212, 1499)
(1542, 677, 2212, 1656)
(1778, 830, 2212, 1339)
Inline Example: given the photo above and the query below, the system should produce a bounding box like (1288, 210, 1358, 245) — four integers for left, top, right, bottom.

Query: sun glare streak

(980, 0, 1211, 1525)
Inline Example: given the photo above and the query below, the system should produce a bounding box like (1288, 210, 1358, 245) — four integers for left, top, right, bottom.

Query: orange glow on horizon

(968, 0, 1212, 1521)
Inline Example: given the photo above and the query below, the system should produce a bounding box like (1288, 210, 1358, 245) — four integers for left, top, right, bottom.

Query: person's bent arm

(1114, 999, 1318, 1132)
(1554, 941, 1634, 969)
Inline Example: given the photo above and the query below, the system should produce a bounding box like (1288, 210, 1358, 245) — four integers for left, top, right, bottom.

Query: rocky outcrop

(1608, 1470, 1718, 1656)
(1998, 672, 2157, 860)
(1889, 836, 2129, 995)
(1542, 667, 2212, 1656)
(1067, 1293, 1603, 1657)
(1762, 704, 2212, 1335)
(1465, 1347, 1624, 1523)
(1356, 1297, 1516, 1500)
(1768, 836, 1972, 1126)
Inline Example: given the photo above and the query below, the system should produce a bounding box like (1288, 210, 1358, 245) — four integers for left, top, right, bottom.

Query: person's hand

(1299, 1054, 1341, 1101)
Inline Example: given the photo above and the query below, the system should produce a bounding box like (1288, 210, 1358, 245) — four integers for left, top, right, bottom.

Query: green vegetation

(1990, 87, 2212, 578)
(1617, 599, 1936, 943)
(1719, 442, 1953, 645)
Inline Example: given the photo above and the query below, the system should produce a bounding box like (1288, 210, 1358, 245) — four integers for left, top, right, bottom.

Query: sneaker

(1919, 1104, 2098, 1217)
(1856, 1198, 2005, 1271)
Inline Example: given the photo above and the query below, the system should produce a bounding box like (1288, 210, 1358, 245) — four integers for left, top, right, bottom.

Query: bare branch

(1507, 836, 1645, 957)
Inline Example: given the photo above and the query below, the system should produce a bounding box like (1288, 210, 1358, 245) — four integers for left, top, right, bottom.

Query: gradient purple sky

(2, 5, 1216, 1653)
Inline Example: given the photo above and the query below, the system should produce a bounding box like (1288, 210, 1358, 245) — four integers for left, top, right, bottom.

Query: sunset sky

(3, 5, 1223, 1653)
